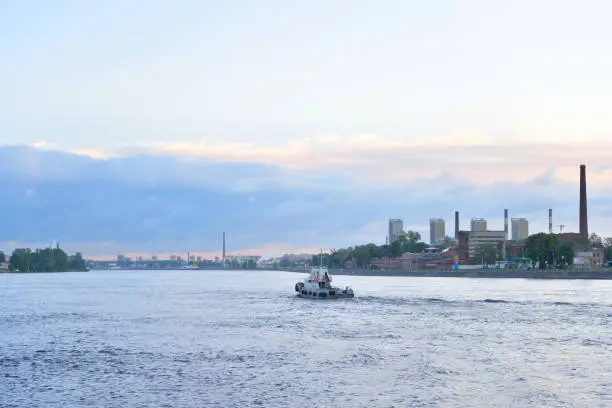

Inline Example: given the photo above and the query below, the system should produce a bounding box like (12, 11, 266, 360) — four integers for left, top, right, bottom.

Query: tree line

(0, 248, 87, 272)
(588, 233, 612, 261)
(310, 231, 429, 269)
(305, 231, 612, 270)
(522, 233, 575, 269)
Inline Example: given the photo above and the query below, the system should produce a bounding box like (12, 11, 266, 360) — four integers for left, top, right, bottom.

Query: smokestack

(504, 209, 508, 237)
(579, 164, 588, 242)
(454, 211, 459, 238)
(222, 231, 226, 267)
(503, 209, 508, 259)
(548, 209, 553, 234)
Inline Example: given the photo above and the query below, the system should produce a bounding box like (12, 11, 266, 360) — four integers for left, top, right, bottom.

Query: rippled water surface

(1, 270, 612, 407)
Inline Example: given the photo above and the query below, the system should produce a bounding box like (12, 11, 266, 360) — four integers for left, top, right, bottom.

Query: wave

(353, 295, 610, 309)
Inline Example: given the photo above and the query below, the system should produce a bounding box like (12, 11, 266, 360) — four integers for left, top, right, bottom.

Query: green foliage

(470, 243, 498, 265)
(0, 250, 5, 263)
(557, 242, 574, 267)
(67, 252, 86, 271)
(589, 233, 612, 260)
(311, 230, 428, 269)
(589, 233, 602, 248)
(8, 247, 86, 272)
(227, 258, 258, 269)
(278, 258, 292, 268)
(523, 233, 573, 269)
(604, 237, 612, 262)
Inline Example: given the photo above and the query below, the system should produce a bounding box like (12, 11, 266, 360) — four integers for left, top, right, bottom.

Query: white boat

(294, 253, 354, 299)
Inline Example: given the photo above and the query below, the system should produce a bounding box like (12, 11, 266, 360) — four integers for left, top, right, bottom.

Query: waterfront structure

(429, 218, 445, 244)
(470, 218, 487, 232)
(468, 230, 506, 258)
(511, 218, 529, 241)
(388, 219, 404, 243)
(456, 230, 470, 263)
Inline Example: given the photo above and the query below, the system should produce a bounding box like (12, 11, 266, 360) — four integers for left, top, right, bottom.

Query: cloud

(0, 142, 611, 258)
(31, 135, 612, 189)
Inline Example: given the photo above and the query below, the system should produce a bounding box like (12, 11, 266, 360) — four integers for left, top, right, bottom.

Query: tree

(524, 233, 560, 269)
(67, 252, 86, 271)
(557, 242, 575, 268)
(352, 245, 373, 269)
(0, 251, 5, 263)
(405, 231, 421, 243)
(470, 243, 498, 265)
(389, 238, 403, 257)
(9, 248, 32, 272)
(8, 247, 77, 272)
(389, 232, 427, 256)
(604, 237, 612, 262)
(311, 253, 331, 267)
(309, 230, 430, 270)
(589, 233, 603, 248)
(278, 258, 292, 268)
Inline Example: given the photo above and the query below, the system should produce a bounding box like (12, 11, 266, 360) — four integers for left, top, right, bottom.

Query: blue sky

(1, 1, 612, 258)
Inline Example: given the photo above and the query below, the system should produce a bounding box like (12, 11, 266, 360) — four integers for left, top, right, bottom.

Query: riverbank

(281, 267, 612, 280)
(0, 269, 90, 273)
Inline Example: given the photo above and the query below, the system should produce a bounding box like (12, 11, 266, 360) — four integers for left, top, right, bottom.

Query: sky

(1, 0, 612, 259)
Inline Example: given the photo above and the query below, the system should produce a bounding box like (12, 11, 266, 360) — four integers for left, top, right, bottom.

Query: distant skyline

(1, 1, 612, 257)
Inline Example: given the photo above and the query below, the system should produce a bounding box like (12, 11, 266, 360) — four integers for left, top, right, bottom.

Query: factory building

(470, 218, 487, 232)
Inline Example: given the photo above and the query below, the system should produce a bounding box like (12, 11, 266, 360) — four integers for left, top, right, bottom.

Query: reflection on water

(1, 270, 611, 407)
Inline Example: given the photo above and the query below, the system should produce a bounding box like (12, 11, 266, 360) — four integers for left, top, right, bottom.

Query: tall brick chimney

(454, 211, 459, 239)
(504, 209, 508, 237)
(579, 164, 588, 242)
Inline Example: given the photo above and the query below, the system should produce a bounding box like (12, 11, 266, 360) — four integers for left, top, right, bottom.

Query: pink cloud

(25, 134, 612, 187)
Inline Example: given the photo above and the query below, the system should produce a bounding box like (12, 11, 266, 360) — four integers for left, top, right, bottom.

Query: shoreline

(0, 269, 89, 274)
(278, 268, 612, 280)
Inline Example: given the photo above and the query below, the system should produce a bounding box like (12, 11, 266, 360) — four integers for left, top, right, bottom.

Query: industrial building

(429, 218, 445, 244)
(470, 218, 487, 232)
(467, 230, 506, 258)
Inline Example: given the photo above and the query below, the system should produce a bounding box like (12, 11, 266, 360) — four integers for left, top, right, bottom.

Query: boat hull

(297, 292, 354, 299)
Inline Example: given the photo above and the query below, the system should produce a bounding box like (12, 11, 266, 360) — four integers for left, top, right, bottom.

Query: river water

(1, 270, 611, 407)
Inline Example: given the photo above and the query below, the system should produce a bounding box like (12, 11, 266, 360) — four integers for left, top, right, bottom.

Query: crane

(556, 224, 566, 233)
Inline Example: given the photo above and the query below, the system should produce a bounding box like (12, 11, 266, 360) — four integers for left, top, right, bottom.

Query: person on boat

(324, 272, 332, 289)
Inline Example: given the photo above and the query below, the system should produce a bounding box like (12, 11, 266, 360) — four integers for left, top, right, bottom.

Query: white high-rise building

(511, 218, 529, 241)
(471, 218, 487, 232)
(388, 219, 404, 243)
(429, 218, 445, 244)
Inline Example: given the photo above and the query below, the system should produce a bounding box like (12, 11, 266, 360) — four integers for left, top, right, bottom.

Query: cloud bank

(2, 138, 612, 258)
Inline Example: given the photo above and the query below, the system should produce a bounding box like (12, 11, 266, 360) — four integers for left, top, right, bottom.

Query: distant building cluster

(391, 210, 531, 262)
(86, 165, 606, 272)
(382, 164, 607, 268)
